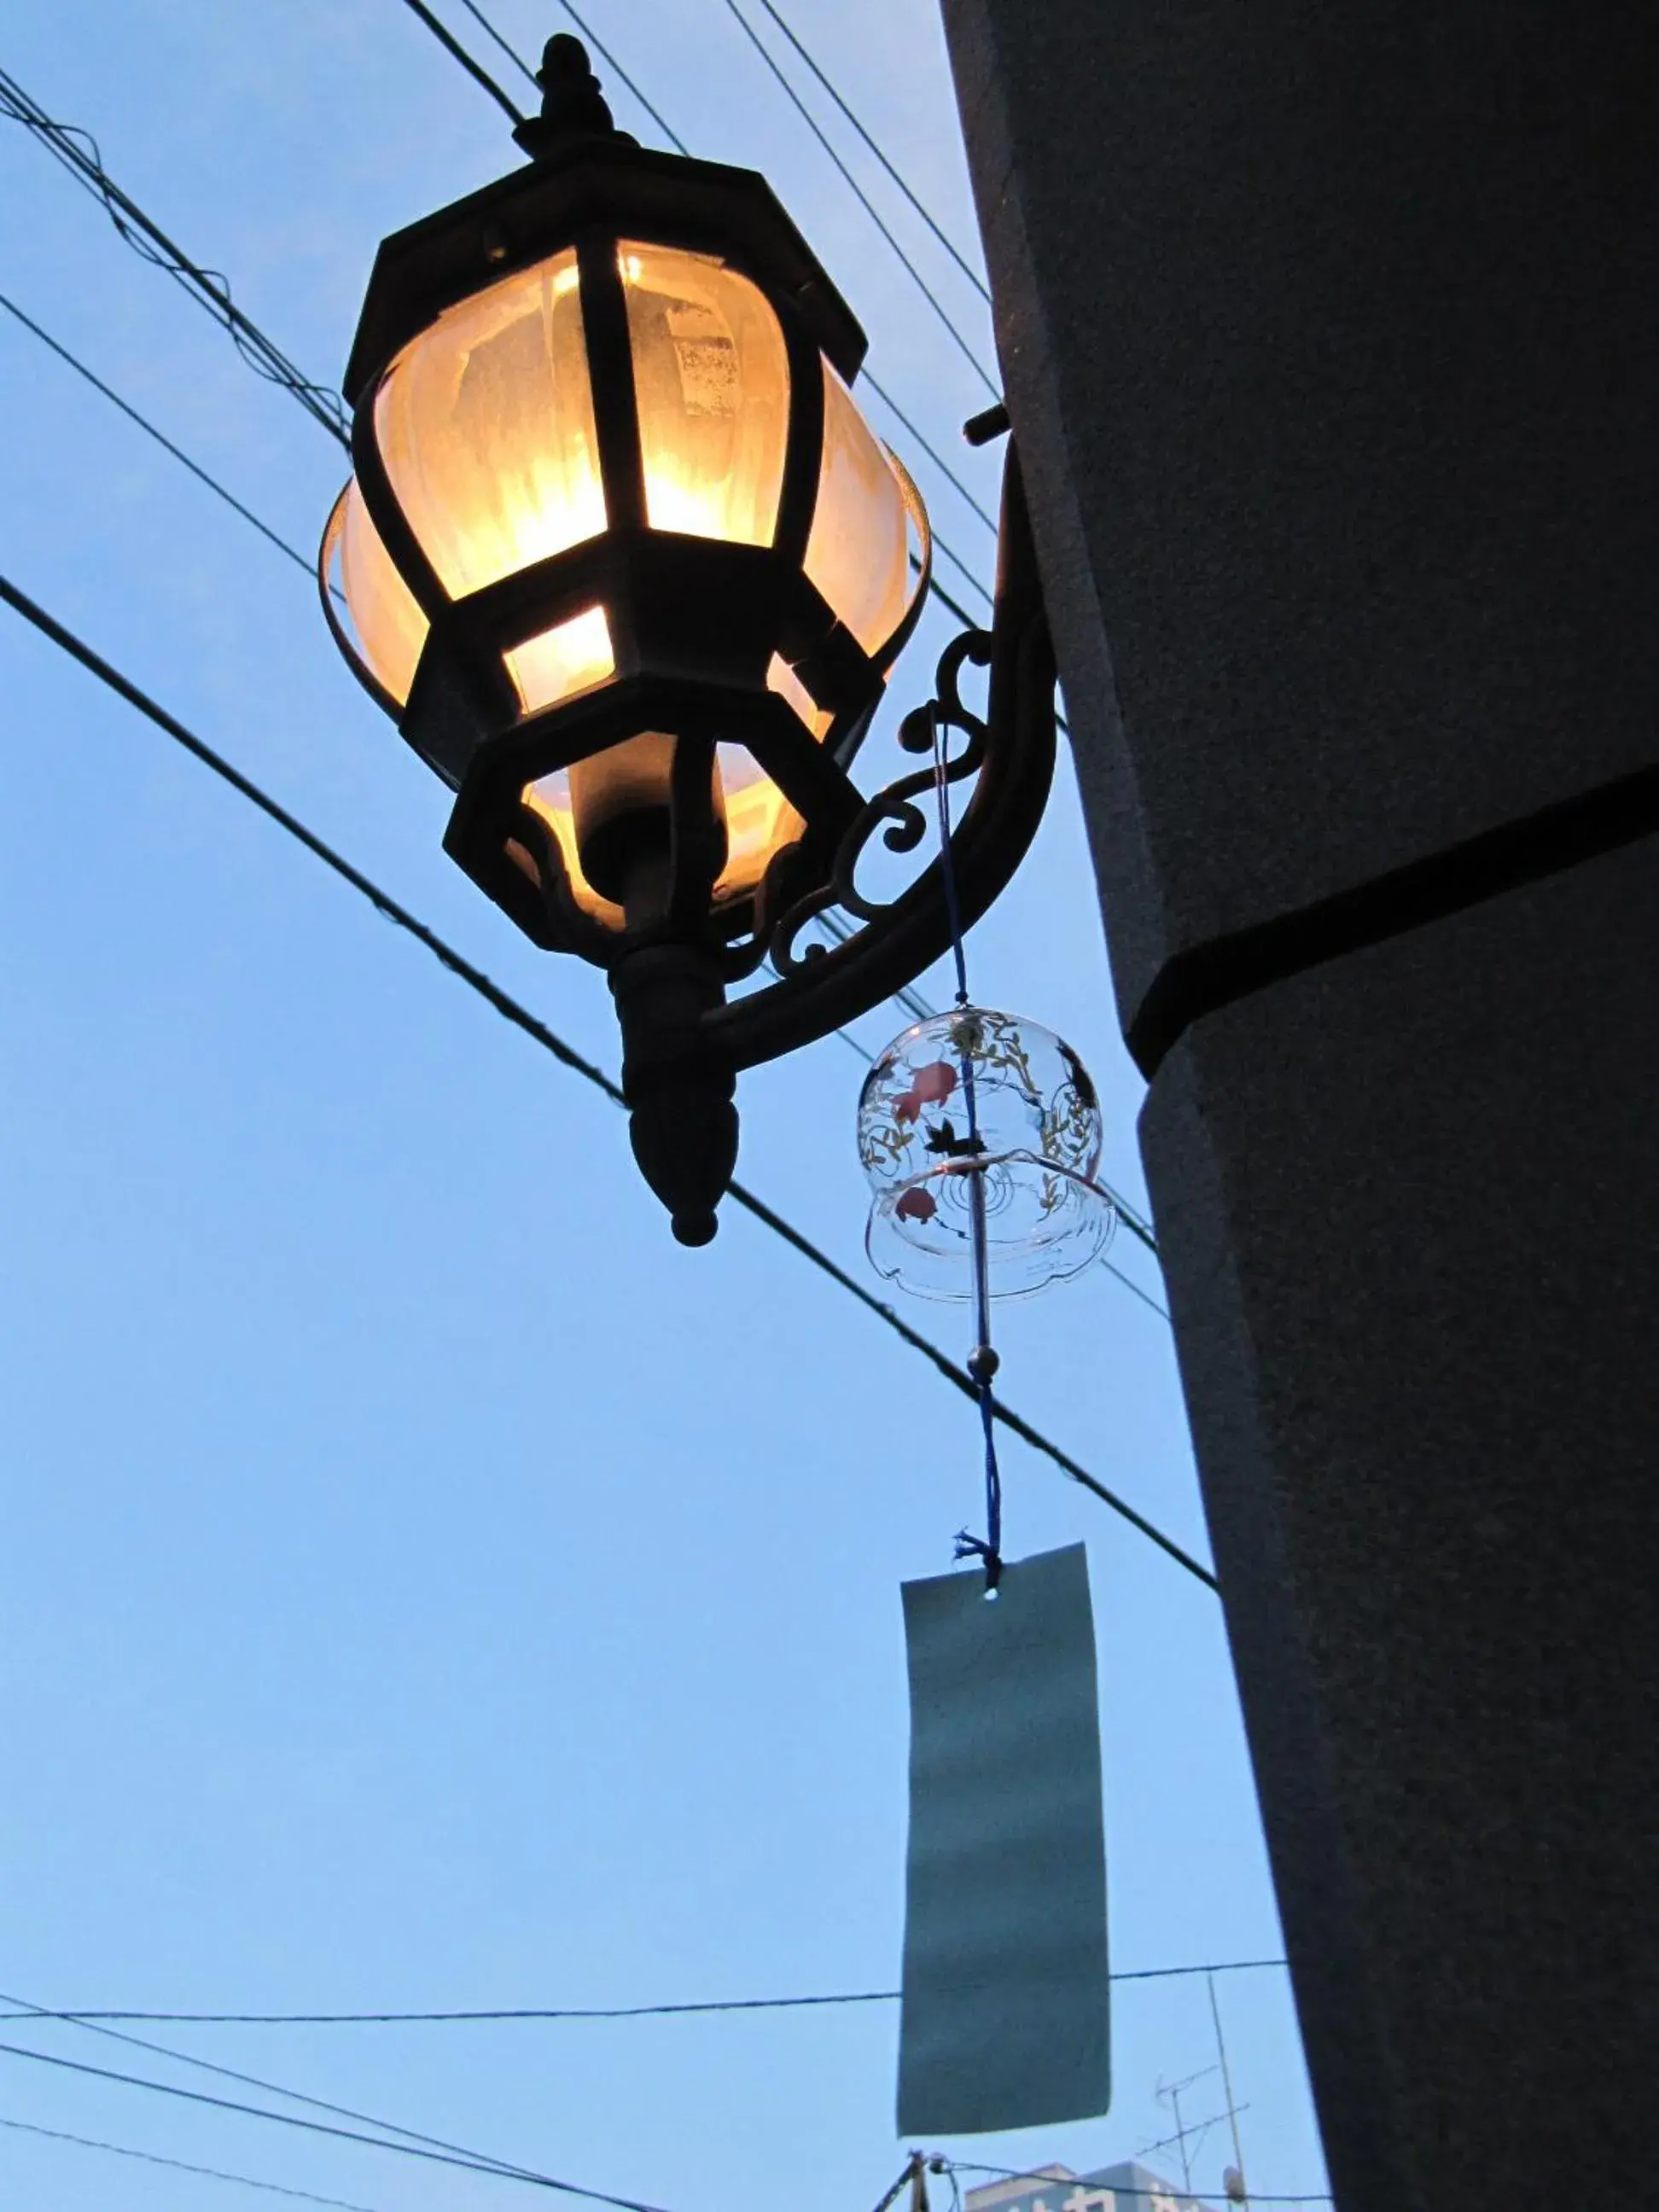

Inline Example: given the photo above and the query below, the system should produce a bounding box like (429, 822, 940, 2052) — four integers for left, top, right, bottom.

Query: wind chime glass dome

(321, 209, 926, 934)
(858, 1009, 1117, 1300)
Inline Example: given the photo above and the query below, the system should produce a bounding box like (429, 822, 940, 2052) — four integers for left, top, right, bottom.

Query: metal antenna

(1154, 2067, 1217, 2197)
(1208, 1971, 1250, 2207)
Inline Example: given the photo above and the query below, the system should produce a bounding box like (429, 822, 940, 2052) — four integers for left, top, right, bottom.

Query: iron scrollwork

(769, 624, 994, 975)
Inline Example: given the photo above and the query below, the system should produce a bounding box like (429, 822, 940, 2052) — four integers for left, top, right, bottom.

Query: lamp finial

(513, 33, 626, 160)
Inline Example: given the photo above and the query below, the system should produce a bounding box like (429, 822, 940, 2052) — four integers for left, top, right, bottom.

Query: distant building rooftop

(963, 2170, 1076, 2212)
(963, 2162, 1213, 2212)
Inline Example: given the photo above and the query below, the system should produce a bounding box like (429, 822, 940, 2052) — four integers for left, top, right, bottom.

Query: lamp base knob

(611, 940, 738, 1241)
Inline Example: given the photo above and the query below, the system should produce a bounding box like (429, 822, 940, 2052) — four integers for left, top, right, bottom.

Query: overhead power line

(0, 2037, 659, 2204)
(0, 2112, 388, 2212)
(445, 0, 689, 156)
(0, 62, 349, 445)
(2, 301, 1140, 1340)
(715, 0, 998, 399)
(394, 0, 523, 120)
(0, 1957, 1285, 2025)
(386, 0, 999, 575)
(0, 287, 885, 1159)
(412, 0, 996, 422)
(745, 0, 990, 303)
(0, 1988, 556, 2189)
(858, 375, 998, 540)
(0, 291, 327, 590)
(0, 571, 1216, 1592)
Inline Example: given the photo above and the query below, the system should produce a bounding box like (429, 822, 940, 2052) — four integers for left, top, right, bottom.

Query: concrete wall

(939, 3, 1659, 2202)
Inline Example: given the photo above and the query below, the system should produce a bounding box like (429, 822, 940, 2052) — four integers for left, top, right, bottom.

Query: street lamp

(320, 33, 1057, 1244)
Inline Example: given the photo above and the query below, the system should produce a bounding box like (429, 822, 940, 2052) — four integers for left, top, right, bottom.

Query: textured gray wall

(938, 1, 1659, 2203)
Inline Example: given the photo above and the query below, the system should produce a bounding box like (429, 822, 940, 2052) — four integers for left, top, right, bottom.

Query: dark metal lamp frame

(323, 37, 1057, 1244)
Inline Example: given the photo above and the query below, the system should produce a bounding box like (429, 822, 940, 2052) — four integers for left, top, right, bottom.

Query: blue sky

(0, 3, 1328, 2209)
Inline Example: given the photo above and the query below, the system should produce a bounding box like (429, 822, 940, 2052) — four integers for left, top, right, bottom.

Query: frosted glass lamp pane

(522, 732, 711, 921)
(520, 775, 622, 927)
(522, 737, 800, 914)
(505, 605, 615, 714)
(805, 361, 912, 654)
(716, 737, 802, 900)
(765, 652, 833, 741)
(620, 243, 789, 544)
(375, 248, 605, 597)
(336, 477, 430, 706)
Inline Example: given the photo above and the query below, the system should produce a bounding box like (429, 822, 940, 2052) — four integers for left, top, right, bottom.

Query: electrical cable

(0, 2112, 389, 2212)
(859, 373, 998, 539)
(715, 0, 997, 399)
(385, 0, 1000, 570)
(0, 2038, 667, 2205)
(393, 0, 524, 122)
(919, 566, 987, 632)
(449, 0, 689, 156)
(437, 0, 992, 359)
(0, 1984, 581, 2192)
(451, 0, 544, 94)
(0, 571, 1218, 1592)
(3, 20, 992, 614)
(0, 63, 349, 446)
(924, 521, 996, 608)
(744, 0, 990, 304)
(0, 302, 1132, 1337)
(0, 290, 333, 593)
(8, 10, 988, 629)
(0, 1959, 1288, 2025)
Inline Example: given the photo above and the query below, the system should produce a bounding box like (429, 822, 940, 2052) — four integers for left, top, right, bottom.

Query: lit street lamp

(321, 33, 1057, 1243)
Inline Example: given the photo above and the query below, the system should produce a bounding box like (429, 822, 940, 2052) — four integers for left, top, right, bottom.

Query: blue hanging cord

(931, 708, 1004, 1592)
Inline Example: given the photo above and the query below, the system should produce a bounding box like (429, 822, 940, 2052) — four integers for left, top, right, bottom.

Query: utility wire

(0, 1985, 573, 2192)
(0, 63, 349, 445)
(0, 307, 1118, 1342)
(0, 291, 330, 592)
(448, 0, 688, 155)
(0, 2038, 667, 2205)
(0, 285, 922, 1129)
(919, 565, 987, 632)
(745, 0, 990, 303)
(716, 0, 997, 399)
(387, 0, 1000, 574)
(2, 7, 1162, 1538)
(0, 1959, 1287, 2025)
(926, 519, 996, 608)
(440, 0, 992, 381)
(860, 373, 998, 539)
(0, 572, 1216, 1593)
(0, 2112, 388, 2212)
(451, 0, 544, 95)
(3, 19, 990, 624)
(393, 0, 524, 121)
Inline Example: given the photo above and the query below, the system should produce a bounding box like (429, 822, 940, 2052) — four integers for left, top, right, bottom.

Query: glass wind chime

(855, 700, 1119, 1586)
